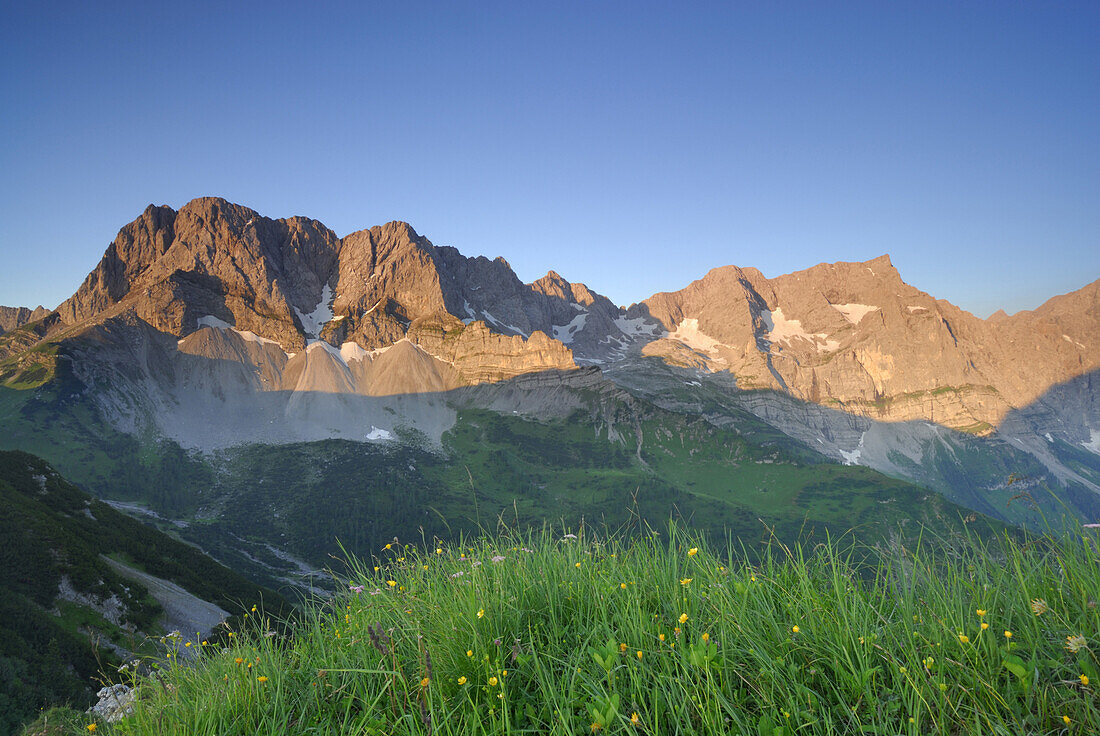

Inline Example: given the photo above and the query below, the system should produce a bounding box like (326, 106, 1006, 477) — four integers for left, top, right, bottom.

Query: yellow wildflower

(458, 676, 467, 685)
(958, 633, 969, 644)
(1065, 635, 1087, 653)
(385, 543, 392, 550)
(386, 580, 396, 587)
(976, 609, 986, 617)
(235, 657, 244, 664)
(420, 677, 430, 687)
(488, 676, 498, 686)
(658, 633, 666, 642)
(620, 643, 628, 652)
(679, 613, 688, 624)
(87, 727, 96, 733)
(477, 609, 485, 619)
(620, 583, 627, 589)
(1080, 674, 1089, 686)
(792, 625, 800, 634)
(688, 548, 698, 556)
(680, 578, 692, 586)
(1063, 715, 1071, 725)
(1004, 630, 1013, 639)
(436, 548, 443, 554)
(702, 632, 710, 642)
(636, 650, 643, 659)
(257, 676, 268, 683)
(631, 712, 641, 725)
(980, 622, 989, 630)
(575, 562, 582, 568)
(466, 650, 473, 657)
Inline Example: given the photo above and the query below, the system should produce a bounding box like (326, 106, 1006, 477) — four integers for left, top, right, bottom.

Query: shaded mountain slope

(0, 450, 290, 736)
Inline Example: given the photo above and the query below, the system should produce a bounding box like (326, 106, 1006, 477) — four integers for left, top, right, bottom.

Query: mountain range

(1, 197, 1097, 580)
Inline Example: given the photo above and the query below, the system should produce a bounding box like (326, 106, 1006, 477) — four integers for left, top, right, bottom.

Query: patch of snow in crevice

(668, 318, 722, 353)
(366, 426, 393, 441)
(552, 312, 588, 344)
(907, 305, 928, 313)
(839, 432, 866, 465)
(294, 284, 334, 338)
(614, 315, 664, 338)
(1045, 433, 1054, 443)
(340, 342, 371, 363)
(363, 299, 384, 316)
(832, 303, 879, 324)
(1062, 335, 1086, 349)
(760, 308, 839, 352)
(571, 302, 586, 312)
(480, 310, 528, 337)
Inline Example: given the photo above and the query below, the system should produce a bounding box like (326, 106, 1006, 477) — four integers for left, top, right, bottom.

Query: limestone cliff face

(627, 255, 1099, 432)
(50, 198, 585, 385)
(30, 197, 1100, 434)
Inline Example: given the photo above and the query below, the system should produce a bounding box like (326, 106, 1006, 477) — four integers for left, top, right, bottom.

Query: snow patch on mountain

(340, 341, 370, 364)
(480, 310, 528, 337)
(295, 284, 334, 338)
(1082, 430, 1100, 455)
(832, 303, 879, 324)
(192, 315, 284, 348)
(761, 308, 839, 352)
(552, 313, 588, 344)
(615, 315, 663, 338)
(838, 432, 866, 465)
(366, 426, 393, 441)
(668, 318, 722, 353)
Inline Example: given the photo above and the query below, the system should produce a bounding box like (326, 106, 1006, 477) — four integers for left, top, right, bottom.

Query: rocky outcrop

(24, 196, 1100, 440)
(52, 198, 588, 383)
(624, 255, 1099, 433)
(0, 304, 51, 334)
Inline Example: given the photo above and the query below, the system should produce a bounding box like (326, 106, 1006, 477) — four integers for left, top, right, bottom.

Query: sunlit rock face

(10, 196, 1098, 501)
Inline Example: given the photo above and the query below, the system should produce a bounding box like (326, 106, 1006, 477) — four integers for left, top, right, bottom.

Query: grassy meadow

(35, 523, 1100, 736)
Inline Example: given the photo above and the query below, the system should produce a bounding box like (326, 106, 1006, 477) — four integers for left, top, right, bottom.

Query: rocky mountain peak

(0, 305, 51, 335)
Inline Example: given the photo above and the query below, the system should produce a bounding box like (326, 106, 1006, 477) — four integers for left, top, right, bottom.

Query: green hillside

(0, 451, 290, 736)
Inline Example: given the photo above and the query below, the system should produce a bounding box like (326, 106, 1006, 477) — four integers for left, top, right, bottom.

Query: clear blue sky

(1, 1, 1097, 317)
